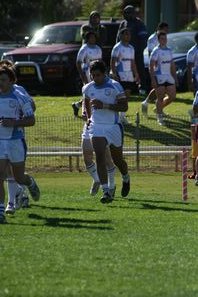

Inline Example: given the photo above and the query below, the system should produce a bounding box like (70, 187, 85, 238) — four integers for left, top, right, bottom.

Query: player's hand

(0, 118, 15, 127)
(91, 99, 103, 109)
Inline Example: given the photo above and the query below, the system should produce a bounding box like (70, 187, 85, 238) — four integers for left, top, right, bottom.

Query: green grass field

(1, 173, 198, 297)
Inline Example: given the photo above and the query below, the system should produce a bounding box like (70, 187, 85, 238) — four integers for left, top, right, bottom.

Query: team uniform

(192, 91, 198, 159)
(0, 87, 34, 163)
(147, 32, 158, 55)
(77, 43, 102, 82)
(187, 44, 198, 92)
(150, 45, 175, 86)
(83, 77, 125, 147)
(111, 41, 136, 91)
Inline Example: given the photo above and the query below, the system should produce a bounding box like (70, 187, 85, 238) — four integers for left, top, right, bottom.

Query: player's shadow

(28, 213, 113, 230)
(141, 203, 198, 213)
(31, 204, 100, 212)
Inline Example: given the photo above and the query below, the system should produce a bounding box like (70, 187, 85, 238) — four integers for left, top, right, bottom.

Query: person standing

(111, 28, 139, 124)
(187, 32, 198, 94)
(83, 61, 130, 203)
(72, 11, 107, 116)
(149, 32, 178, 126)
(141, 22, 169, 116)
(117, 5, 148, 94)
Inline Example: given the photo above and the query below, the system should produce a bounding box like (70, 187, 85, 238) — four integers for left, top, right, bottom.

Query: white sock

(7, 178, 18, 205)
(142, 98, 148, 104)
(122, 173, 130, 183)
(86, 163, 99, 182)
(0, 203, 5, 215)
(107, 166, 116, 189)
(101, 183, 109, 193)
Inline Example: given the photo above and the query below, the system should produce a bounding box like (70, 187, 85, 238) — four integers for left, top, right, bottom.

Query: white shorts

(88, 123, 123, 147)
(82, 123, 90, 140)
(156, 74, 175, 85)
(0, 139, 27, 163)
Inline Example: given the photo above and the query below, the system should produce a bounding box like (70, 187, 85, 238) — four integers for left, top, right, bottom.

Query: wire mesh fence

(25, 113, 192, 172)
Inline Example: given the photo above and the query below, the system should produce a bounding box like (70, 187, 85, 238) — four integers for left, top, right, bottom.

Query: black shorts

(120, 81, 137, 92)
(157, 82, 174, 87)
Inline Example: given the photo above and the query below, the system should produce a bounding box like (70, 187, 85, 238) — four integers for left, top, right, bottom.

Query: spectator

(81, 11, 107, 47)
(149, 32, 178, 126)
(117, 5, 148, 94)
(187, 32, 198, 94)
(72, 11, 107, 117)
(141, 22, 169, 116)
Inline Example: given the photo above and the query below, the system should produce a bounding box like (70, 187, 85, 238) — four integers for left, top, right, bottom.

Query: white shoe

(141, 101, 148, 116)
(5, 203, 15, 215)
(90, 181, 100, 196)
(157, 114, 165, 126)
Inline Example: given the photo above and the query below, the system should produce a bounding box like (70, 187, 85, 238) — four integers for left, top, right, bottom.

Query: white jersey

(111, 42, 135, 82)
(147, 32, 158, 55)
(150, 45, 175, 84)
(76, 44, 102, 82)
(82, 77, 125, 125)
(13, 84, 33, 104)
(193, 91, 198, 107)
(0, 87, 34, 140)
(187, 44, 198, 79)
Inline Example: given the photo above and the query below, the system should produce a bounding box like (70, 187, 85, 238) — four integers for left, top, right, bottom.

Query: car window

(29, 25, 82, 45)
(167, 34, 195, 54)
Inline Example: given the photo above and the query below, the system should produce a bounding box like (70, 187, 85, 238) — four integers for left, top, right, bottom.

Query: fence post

(135, 112, 140, 172)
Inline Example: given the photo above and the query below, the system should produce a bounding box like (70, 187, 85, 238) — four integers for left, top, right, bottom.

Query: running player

(0, 65, 40, 223)
(72, 31, 102, 117)
(83, 60, 130, 203)
(149, 32, 178, 125)
(141, 22, 169, 116)
(191, 91, 198, 185)
(110, 28, 139, 124)
(187, 32, 198, 94)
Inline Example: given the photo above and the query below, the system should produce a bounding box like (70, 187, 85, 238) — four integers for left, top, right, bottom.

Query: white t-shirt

(82, 77, 125, 125)
(150, 45, 175, 84)
(111, 42, 135, 82)
(77, 44, 102, 82)
(0, 87, 34, 140)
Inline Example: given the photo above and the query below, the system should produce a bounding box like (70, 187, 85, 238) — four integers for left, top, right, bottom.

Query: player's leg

(82, 138, 100, 196)
(120, 88, 130, 124)
(162, 84, 176, 110)
(5, 164, 17, 214)
(142, 88, 156, 116)
(92, 137, 112, 203)
(155, 85, 166, 125)
(109, 145, 130, 198)
(105, 146, 116, 198)
(0, 159, 9, 223)
(11, 162, 40, 201)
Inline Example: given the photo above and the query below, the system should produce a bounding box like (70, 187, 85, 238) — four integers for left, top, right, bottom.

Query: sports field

(1, 173, 198, 297)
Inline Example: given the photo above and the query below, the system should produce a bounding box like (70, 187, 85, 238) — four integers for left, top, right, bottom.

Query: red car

(2, 20, 120, 95)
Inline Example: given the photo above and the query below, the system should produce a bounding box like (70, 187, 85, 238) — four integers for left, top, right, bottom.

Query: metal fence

(25, 113, 192, 172)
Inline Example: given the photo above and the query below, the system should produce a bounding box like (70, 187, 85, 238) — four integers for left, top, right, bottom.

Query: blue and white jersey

(147, 32, 158, 55)
(77, 44, 102, 82)
(111, 42, 135, 82)
(0, 87, 34, 140)
(150, 45, 175, 84)
(193, 91, 198, 107)
(187, 44, 198, 80)
(82, 77, 125, 125)
(13, 84, 33, 104)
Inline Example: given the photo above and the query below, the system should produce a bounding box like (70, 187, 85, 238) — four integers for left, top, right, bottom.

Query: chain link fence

(25, 113, 192, 172)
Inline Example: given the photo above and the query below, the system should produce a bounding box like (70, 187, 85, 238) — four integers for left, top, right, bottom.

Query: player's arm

(84, 96, 91, 120)
(110, 56, 119, 81)
(170, 60, 178, 86)
(91, 93, 128, 112)
(187, 62, 194, 92)
(1, 115, 35, 127)
(131, 59, 140, 83)
(149, 59, 157, 89)
(76, 60, 88, 85)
